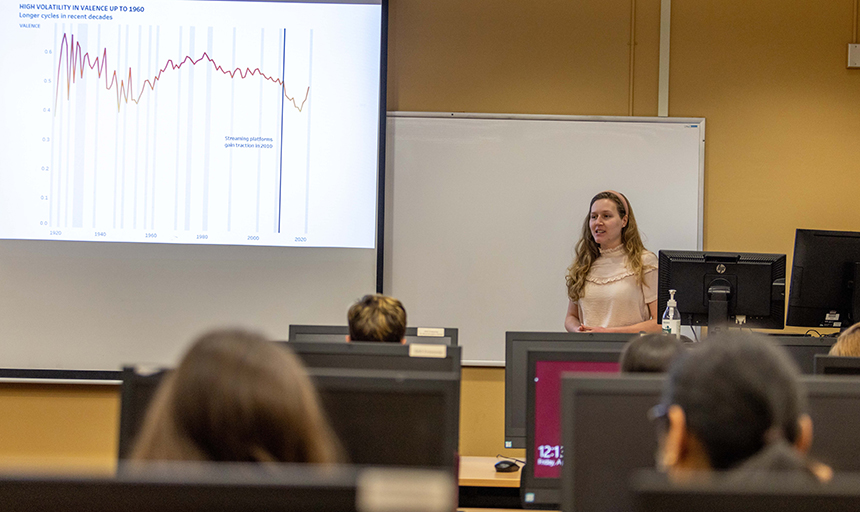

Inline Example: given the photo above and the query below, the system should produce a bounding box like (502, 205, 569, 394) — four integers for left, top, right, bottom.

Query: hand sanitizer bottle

(662, 289, 681, 337)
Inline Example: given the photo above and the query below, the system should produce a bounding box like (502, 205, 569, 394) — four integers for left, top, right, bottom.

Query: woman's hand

(578, 324, 608, 332)
(565, 300, 582, 332)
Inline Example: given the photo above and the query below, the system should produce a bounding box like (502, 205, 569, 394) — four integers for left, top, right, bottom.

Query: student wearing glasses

(651, 331, 830, 481)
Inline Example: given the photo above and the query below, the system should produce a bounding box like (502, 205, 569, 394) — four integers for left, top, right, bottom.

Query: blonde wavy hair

(828, 322, 860, 357)
(565, 191, 647, 302)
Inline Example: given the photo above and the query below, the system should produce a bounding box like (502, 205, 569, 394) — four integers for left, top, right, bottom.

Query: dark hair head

(347, 294, 407, 343)
(661, 331, 805, 470)
(131, 329, 341, 463)
(620, 333, 685, 373)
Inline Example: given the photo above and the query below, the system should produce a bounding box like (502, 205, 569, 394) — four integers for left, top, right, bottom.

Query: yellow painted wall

(387, 0, 662, 116)
(459, 367, 523, 458)
(0, 384, 118, 473)
(1, 0, 858, 465)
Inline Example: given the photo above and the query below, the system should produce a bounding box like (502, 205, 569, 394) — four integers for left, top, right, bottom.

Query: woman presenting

(564, 190, 661, 333)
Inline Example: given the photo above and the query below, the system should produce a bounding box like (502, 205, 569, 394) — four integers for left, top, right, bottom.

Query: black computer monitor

(560, 374, 664, 512)
(558, 374, 860, 512)
(0, 463, 455, 512)
(769, 335, 836, 374)
(309, 369, 460, 469)
(118, 366, 170, 459)
(657, 250, 786, 331)
(521, 347, 623, 508)
(503, 331, 631, 449)
(787, 229, 860, 329)
(288, 325, 458, 346)
(118, 366, 460, 468)
(814, 355, 860, 375)
(284, 341, 461, 374)
(804, 376, 860, 471)
(119, 345, 461, 461)
(631, 469, 860, 512)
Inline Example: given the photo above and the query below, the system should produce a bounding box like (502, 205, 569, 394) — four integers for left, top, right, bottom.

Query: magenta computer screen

(532, 360, 620, 479)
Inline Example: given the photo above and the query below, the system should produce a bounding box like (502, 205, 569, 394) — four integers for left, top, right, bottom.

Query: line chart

(44, 24, 314, 237)
(55, 32, 310, 113)
(0, 0, 382, 249)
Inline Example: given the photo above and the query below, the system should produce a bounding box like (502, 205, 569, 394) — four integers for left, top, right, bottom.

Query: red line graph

(54, 32, 310, 113)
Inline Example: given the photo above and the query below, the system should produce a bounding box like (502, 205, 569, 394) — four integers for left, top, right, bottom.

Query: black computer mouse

(494, 460, 520, 473)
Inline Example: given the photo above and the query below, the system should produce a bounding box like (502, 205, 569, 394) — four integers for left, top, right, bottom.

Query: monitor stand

(707, 279, 732, 334)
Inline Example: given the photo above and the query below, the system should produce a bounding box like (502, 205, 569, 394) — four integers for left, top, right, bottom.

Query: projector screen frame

(0, 0, 390, 379)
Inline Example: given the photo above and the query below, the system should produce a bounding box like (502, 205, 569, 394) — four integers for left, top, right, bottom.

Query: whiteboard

(383, 113, 704, 365)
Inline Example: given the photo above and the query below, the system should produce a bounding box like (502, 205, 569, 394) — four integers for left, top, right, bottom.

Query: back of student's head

(662, 331, 806, 470)
(620, 333, 685, 373)
(131, 328, 341, 463)
(828, 322, 860, 356)
(347, 294, 407, 343)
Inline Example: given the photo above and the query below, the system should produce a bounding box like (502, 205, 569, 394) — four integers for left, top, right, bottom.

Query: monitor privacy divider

(288, 325, 458, 346)
(0, 463, 456, 512)
(814, 354, 860, 375)
(632, 469, 860, 512)
(283, 341, 461, 374)
(768, 335, 836, 374)
(504, 331, 631, 449)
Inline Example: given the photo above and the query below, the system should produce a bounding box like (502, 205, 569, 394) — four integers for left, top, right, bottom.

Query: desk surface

(458, 509, 525, 512)
(458, 456, 521, 488)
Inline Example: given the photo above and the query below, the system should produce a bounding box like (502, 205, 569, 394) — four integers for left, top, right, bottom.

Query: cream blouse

(574, 245, 659, 328)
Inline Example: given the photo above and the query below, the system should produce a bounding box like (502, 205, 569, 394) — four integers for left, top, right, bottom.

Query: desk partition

(285, 341, 461, 374)
(768, 335, 836, 374)
(0, 463, 455, 512)
(288, 325, 458, 346)
(632, 469, 860, 512)
(814, 354, 860, 375)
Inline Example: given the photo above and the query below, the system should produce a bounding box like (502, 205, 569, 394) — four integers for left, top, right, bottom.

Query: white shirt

(574, 245, 658, 328)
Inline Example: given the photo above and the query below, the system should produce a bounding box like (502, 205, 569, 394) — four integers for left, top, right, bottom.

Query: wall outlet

(849, 44, 860, 68)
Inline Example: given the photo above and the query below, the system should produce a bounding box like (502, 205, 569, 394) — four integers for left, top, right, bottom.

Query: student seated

(652, 331, 829, 481)
(131, 328, 341, 463)
(346, 294, 407, 343)
(619, 333, 686, 373)
(828, 322, 860, 357)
